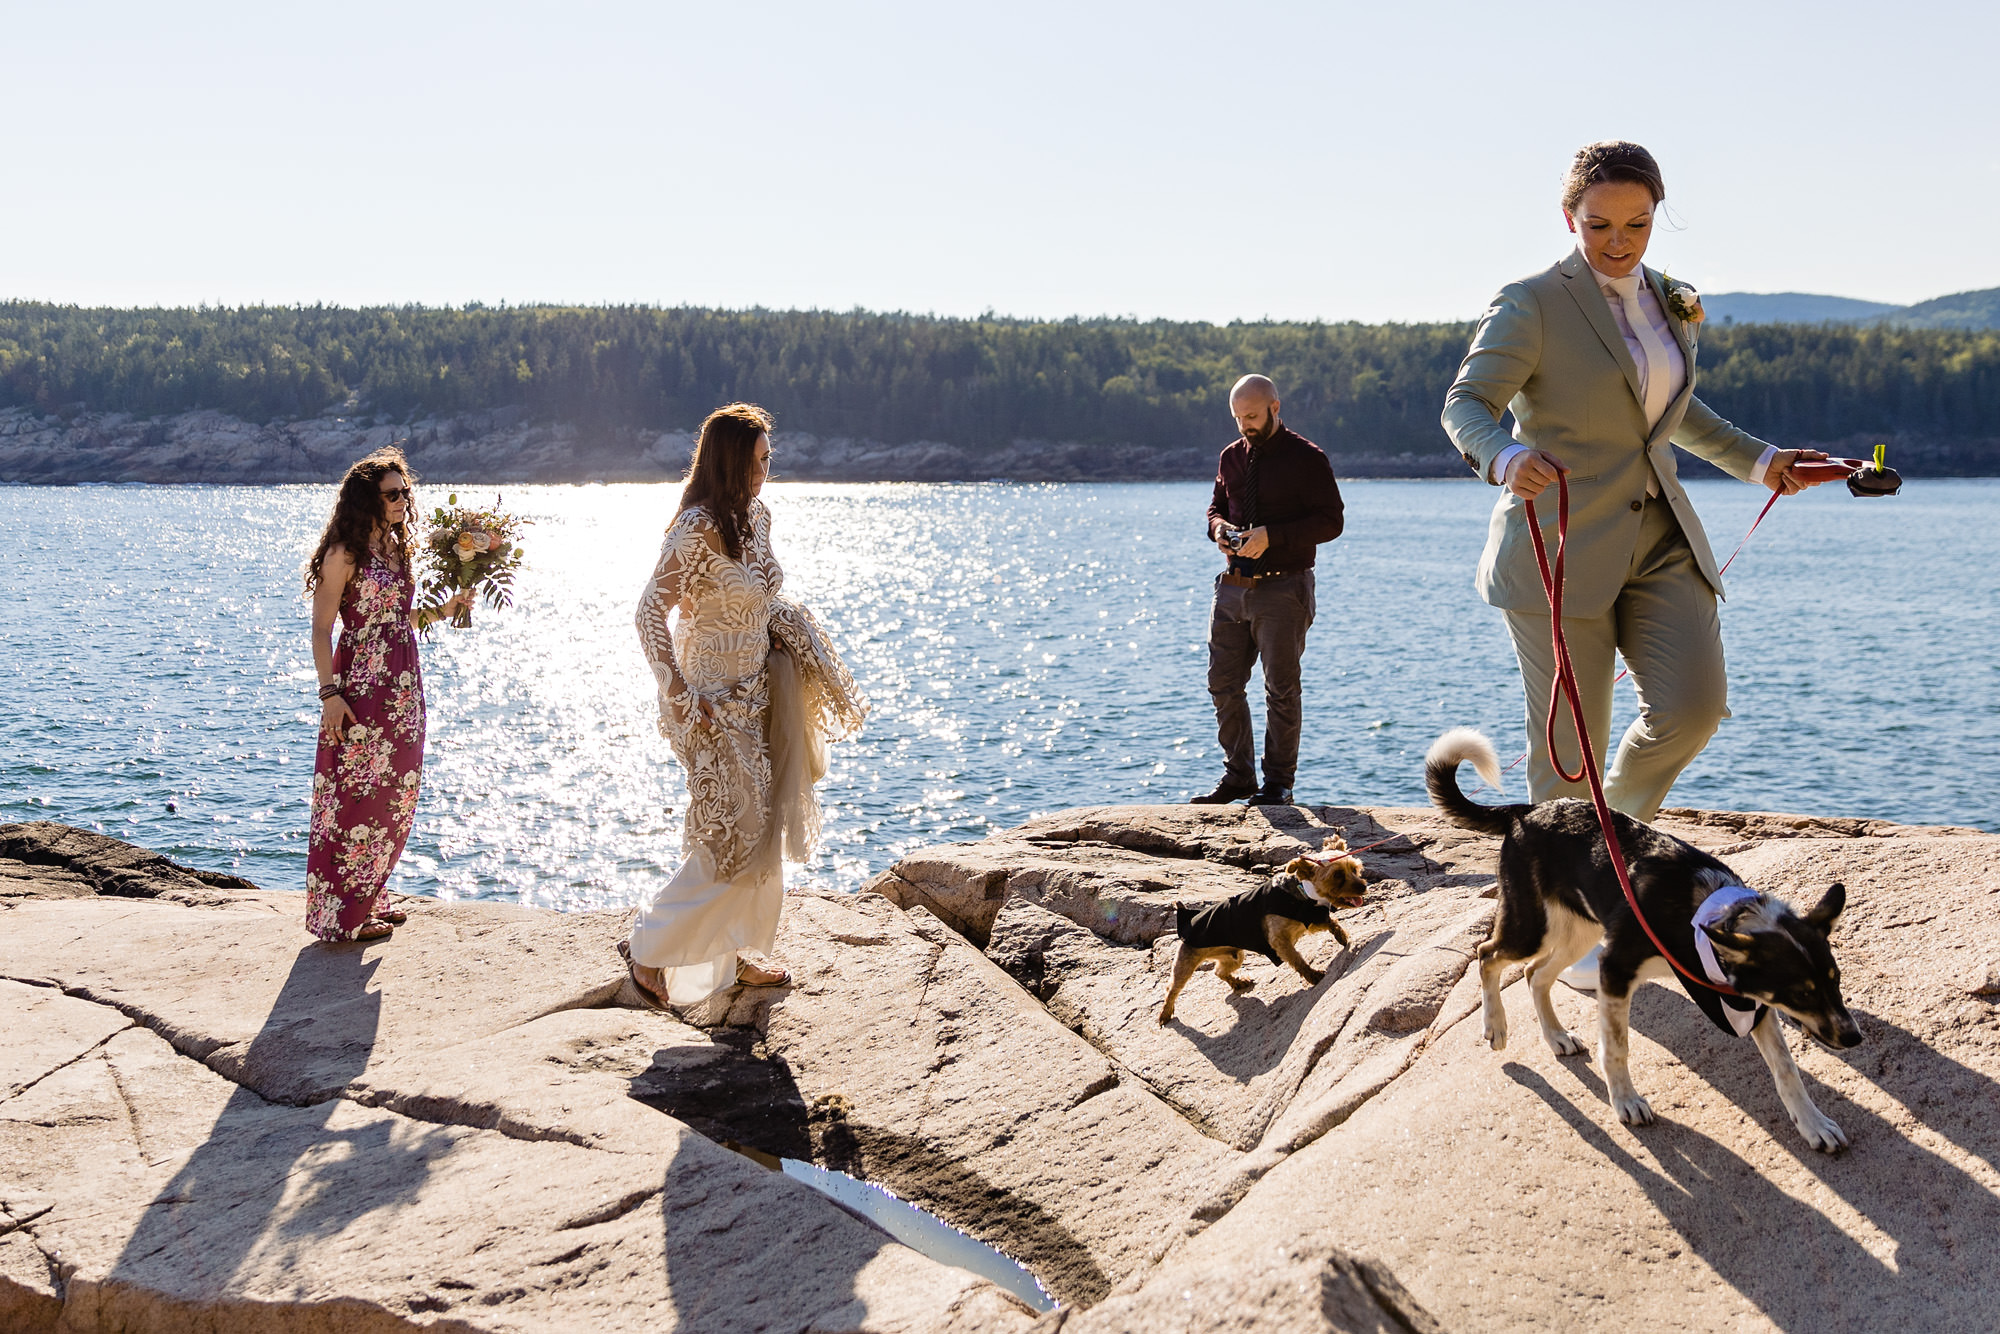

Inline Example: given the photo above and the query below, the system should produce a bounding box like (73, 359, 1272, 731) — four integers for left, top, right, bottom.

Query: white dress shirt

(1492, 250, 1778, 489)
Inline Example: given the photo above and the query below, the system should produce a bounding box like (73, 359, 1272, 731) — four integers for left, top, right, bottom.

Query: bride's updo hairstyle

(679, 401, 773, 561)
(1562, 140, 1666, 212)
(306, 446, 415, 592)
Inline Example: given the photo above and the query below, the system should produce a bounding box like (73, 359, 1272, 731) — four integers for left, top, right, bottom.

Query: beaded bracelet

(318, 682, 344, 701)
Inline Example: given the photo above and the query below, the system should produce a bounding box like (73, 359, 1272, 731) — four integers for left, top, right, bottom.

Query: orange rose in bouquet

(419, 493, 530, 630)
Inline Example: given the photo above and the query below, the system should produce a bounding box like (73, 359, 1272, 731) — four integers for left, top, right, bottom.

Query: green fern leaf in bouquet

(418, 492, 531, 631)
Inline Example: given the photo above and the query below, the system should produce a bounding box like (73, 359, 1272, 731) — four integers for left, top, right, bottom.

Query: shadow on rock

(629, 1037, 1110, 1305)
(1163, 945, 1365, 1084)
(107, 945, 456, 1303)
(1508, 987, 2000, 1332)
(626, 1029, 812, 1163)
(1503, 1063, 1894, 1334)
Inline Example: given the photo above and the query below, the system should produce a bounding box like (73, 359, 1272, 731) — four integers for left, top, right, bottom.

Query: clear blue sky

(5, 0, 1992, 322)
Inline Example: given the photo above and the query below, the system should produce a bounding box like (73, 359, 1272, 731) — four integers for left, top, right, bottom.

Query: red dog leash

(1522, 475, 1742, 998)
(1461, 486, 1786, 797)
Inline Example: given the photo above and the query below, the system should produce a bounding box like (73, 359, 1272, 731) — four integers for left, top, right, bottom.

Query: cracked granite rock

(9, 801, 1996, 1333)
(892, 803, 2000, 1334)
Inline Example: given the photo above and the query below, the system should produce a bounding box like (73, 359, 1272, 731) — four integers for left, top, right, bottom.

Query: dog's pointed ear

(1320, 834, 1348, 853)
(1803, 881, 1847, 933)
(1701, 922, 1755, 964)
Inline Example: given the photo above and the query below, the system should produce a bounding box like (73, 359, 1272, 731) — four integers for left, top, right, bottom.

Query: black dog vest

(1177, 876, 1331, 965)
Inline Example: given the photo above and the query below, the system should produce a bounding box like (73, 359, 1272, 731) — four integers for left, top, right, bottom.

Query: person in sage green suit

(1442, 141, 1838, 872)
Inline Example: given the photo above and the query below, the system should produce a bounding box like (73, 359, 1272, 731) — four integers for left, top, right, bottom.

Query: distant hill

(1702, 292, 1902, 325)
(1888, 287, 2000, 330)
(1703, 286, 2000, 330)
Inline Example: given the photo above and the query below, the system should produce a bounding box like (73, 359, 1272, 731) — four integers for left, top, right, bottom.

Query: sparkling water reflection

(2, 479, 1993, 913)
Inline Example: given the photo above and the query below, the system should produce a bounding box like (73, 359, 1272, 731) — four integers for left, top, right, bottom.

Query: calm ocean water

(3, 478, 1993, 911)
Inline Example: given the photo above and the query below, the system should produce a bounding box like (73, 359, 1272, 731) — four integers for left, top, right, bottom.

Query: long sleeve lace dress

(630, 499, 865, 1003)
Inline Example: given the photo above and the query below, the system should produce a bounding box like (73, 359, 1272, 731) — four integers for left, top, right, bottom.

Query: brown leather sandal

(618, 940, 673, 1009)
(734, 959, 791, 988)
(355, 918, 395, 941)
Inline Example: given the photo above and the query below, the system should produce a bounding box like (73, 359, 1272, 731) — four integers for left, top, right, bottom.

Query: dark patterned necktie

(1234, 437, 1262, 574)
(1243, 439, 1261, 529)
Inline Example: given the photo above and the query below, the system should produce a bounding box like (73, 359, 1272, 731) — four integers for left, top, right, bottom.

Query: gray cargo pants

(1206, 569, 1316, 791)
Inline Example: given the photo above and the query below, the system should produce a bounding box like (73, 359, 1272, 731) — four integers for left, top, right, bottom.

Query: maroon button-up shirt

(1205, 424, 1345, 575)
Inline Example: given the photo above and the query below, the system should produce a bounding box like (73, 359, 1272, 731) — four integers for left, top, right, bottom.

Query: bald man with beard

(1191, 375, 1346, 807)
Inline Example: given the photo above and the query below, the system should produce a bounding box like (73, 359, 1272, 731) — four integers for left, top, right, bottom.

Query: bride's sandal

(355, 918, 395, 942)
(735, 959, 791, 988)
(618, 940, 673, 1009)
(376, 906, 409, 925)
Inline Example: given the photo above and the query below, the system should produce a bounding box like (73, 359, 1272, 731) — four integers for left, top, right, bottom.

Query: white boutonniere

(1664, 279, 1704, 329)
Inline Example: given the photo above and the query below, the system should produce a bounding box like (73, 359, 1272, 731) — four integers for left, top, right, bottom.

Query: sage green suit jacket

(1441, 251, 1771, 619)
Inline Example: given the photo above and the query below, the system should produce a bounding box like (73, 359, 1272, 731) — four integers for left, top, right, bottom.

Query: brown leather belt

(1219, 570, 1297, 588)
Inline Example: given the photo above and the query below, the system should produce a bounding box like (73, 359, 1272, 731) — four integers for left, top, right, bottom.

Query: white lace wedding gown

(630, 499, 865, 1004)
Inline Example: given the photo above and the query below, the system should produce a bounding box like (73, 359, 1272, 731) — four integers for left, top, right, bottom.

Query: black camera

(1221, 527, 1250, 551)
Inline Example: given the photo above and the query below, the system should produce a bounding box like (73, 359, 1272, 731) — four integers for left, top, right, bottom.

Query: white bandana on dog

(1692, 882, 1765, 1037)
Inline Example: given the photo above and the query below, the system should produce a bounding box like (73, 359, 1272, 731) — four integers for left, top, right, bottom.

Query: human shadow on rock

(630, 1037, 1110, 1305)
(107, 945, 454, 1304)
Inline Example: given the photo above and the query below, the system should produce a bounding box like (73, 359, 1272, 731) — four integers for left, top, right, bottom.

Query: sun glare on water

(2, 478, 1990, 915)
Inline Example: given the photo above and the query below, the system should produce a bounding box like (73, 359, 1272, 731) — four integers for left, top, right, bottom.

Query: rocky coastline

(0, 406, 1466, 485)
(12, 405, 1989, 485)
(4, 804, 1998, 1332)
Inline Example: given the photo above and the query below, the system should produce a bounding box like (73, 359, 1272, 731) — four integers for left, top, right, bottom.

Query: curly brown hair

(678, 403, 772, 561)
(1562, 140, 1665, 213)
(305, 447, 416, 592)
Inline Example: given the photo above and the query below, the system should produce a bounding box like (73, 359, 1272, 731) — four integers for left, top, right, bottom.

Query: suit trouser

(1208, 570, 1316, 790)
(1503, 496, 1728, 821)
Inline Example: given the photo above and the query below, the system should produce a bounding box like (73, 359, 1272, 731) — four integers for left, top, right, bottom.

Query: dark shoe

(1189, 779, 1257, 805)
(1250, 785, 1295, 806)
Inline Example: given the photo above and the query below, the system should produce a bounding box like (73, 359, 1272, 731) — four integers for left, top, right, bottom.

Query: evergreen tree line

(3, 301, 1996, 454)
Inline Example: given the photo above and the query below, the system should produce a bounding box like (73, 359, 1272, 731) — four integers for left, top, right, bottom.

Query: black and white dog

(1426, 728, 1862, 1152)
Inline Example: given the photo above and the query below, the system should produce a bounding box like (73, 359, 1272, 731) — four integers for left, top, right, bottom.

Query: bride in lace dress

(626, 403, 866, 1007)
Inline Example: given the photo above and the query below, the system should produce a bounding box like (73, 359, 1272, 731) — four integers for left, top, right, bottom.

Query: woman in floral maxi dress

(626, 404, 866, 1007)
(304, 448, 468, 942)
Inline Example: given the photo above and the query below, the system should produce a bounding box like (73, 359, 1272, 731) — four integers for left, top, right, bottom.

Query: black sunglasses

(379, 485, 412, 502)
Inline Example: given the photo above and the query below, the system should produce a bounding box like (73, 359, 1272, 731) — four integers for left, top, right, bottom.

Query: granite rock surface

(5, 800, 1996, 1332)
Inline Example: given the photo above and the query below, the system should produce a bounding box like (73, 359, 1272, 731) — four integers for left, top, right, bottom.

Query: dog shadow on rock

(1167, 978, 1323, 1081)
(1163, 927, 1380, 1082)
(1639, 999, 2000, 1311)
(1505, 987, 2000, 1332)
(107, 946, 457, 1302)
(632, 1037, 1109, 1306)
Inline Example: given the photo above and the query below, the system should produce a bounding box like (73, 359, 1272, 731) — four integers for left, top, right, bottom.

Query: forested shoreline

(3, 302, 1997, 475)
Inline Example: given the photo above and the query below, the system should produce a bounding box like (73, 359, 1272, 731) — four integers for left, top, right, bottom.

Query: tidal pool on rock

(780, 1157, 1055, 1312)
(719, 1138, 1054, 1312)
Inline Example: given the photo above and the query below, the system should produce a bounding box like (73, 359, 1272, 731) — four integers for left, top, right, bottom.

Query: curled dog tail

(1425, 728, 1522, 836)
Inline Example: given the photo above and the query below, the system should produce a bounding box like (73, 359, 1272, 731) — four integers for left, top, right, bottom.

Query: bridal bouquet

(418, 494, 529, 629)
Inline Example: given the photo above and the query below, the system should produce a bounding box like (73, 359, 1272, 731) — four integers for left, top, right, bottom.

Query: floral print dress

(306, 549, 426, 940)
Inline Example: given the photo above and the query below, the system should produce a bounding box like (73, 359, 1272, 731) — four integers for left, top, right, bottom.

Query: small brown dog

(1157, 836, 1367, 1025)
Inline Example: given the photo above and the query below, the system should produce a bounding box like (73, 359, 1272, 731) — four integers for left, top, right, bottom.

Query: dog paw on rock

(1612, 1091, 1656, 1126)
(1794, 1108, 1849, 1153)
